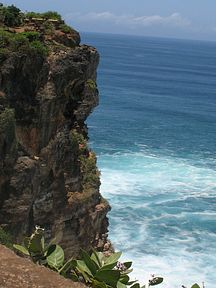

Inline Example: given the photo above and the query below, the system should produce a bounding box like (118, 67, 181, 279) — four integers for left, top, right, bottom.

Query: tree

(0, 4, 23, 27)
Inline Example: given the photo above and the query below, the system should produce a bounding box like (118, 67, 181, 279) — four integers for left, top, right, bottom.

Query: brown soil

(0, 244, 85, 288)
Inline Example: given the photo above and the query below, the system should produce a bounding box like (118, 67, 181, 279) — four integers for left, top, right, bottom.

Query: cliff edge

(0, 244, 86, 288)
(0, 7, 110, 257)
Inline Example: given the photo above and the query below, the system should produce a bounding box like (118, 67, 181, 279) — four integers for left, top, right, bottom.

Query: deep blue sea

(81, 32, 216, 288)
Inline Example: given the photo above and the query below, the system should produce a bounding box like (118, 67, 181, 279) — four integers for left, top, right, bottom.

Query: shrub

(70, 249, 164, 288)
(0, 29, 48, 57)
(25, 11, 62, 21)
(20, 31, 40, 42)
(42, 11, 62, 21)
(70, 129, 87, 152)
(25, 11, 43, 19)
(59, 24, 72, 34)
(13, 227, 163, 287)
(0, 4, 23, 27)
(30, 40, 49, 56)
(13, 228, 203, 288)
(10, 33, 29, 50)
(70, 129, 100, 190)
(0, 29, 12, 48)
(0, 30, 27, 50)
(79, 152, 100, 190)
(42, 21, 55, 35)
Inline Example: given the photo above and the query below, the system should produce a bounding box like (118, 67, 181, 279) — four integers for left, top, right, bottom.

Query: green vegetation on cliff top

(0, 29, 49, 57)
(0, 3, 62, 26)
(25, 10, 62, 21)
(0, 3, 23, 27)
(0, 3, 76, 58)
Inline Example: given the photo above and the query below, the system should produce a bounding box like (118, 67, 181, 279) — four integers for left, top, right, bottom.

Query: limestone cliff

(0, 17, 110, 257)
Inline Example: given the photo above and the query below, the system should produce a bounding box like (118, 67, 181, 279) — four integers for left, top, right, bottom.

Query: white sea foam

(98, 151, 216, 288)
(84, 33, 216, 287)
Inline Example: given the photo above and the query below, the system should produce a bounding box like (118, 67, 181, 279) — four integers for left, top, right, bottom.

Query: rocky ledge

(0, 244, 86, 287)
(0, 14, 110, 257)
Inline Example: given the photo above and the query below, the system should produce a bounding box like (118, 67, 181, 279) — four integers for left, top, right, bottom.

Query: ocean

(81, 32, 216, 288)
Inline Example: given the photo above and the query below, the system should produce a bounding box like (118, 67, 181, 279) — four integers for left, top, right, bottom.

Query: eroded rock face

(0, 244, 86, 288)
(0, 29, 110, 256)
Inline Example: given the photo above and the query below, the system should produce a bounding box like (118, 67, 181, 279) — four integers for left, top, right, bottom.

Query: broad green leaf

(41, 237, 45, 251)
(127, 280, 138, 285)
(59, 258, 77, 275)
(29, 233, 43, 254)
(76, 259, 93, 276)
(119, 274, 130, 284)
(76, 262, 92, 283)
(92, 279, 108, 288)
(44, 237, 57, 252)
(191, 284, 201, 288)
(13, 244, 30, 256)
(122, 268, 133, 275)
(99, 262, 117, 271)
(131, 284, 141, 288)
(81, 249, 98, 275)
(117, 281, 127, 288)
(95, 269, 121, 287)
(47, 244, 64, 269)
(46, 244, 57, 256)
(23, 237, 30, 249)
(149, 277, 163, 286)
(70, 271, 79, 282)
(91, 251, 101, 267)
(104, 252, 122, 265)
(91, 250, 104, 267)
(80, 270, 91, 283)
(123, 262, 132, 269)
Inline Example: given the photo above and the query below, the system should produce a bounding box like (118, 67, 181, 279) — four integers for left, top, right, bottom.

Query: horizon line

(79, 30, 216, 44)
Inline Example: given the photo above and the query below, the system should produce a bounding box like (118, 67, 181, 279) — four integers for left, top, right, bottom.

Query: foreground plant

(71, 249, 163, 288)
(13, 227, 203, 288)
(183, 284, 203, 288)
(13, 226, 74, 276)
(13, 228, 163, 287)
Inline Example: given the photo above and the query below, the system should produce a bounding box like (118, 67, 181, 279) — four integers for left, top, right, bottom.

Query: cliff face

(0, 24, 110, 256)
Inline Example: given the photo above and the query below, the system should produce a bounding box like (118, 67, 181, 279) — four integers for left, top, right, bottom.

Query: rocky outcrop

(0, 244, 86, 287)
(0, 26, 110, 257)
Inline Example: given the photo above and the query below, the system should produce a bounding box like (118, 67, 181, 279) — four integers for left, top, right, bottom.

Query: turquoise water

(82, 33, 216, 287)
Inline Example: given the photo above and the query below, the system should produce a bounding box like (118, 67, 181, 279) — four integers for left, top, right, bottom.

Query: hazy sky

(3, 0, 216, 40)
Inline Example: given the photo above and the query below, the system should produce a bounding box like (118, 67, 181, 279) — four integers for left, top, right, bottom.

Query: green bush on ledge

(12, 227, 203, 288)
(0, 29, 48, 57)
